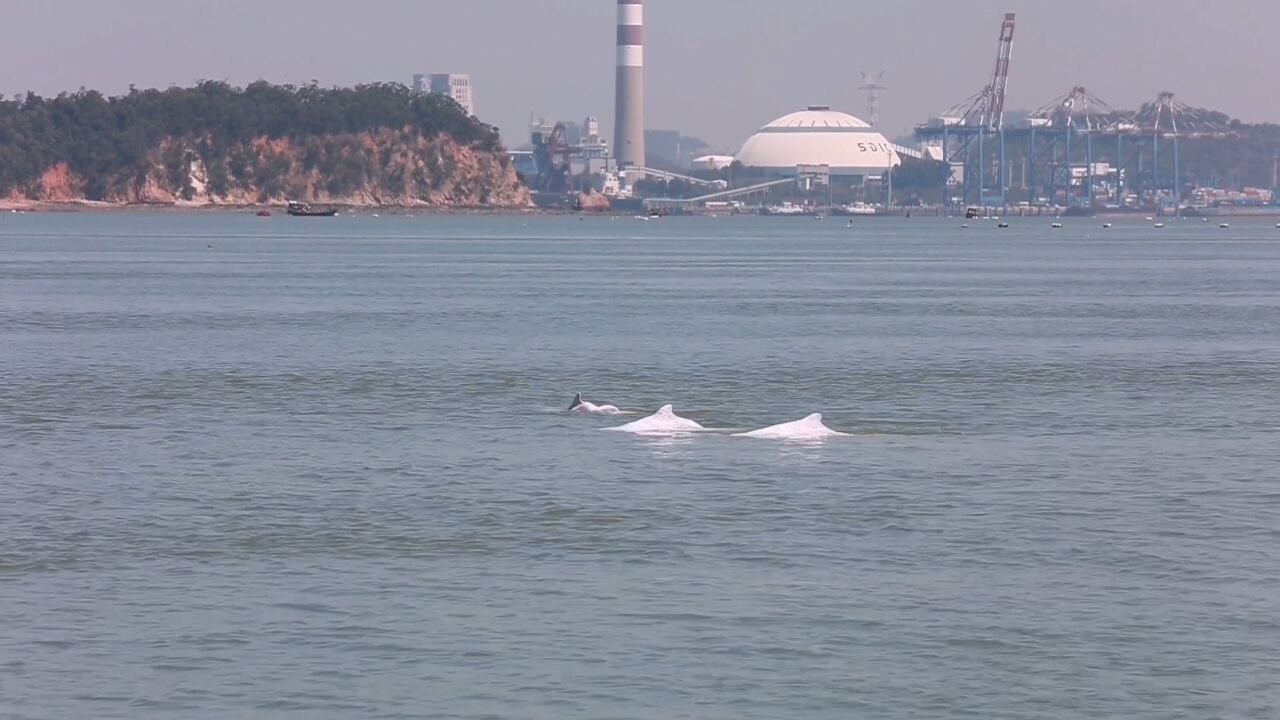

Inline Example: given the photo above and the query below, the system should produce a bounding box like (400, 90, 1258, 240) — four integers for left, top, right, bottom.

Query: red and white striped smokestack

(614, 0, 645, 169)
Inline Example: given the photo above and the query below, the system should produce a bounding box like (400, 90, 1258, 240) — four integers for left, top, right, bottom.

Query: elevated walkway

(632, 166, 722, 187)
(645, 178, 797, 210)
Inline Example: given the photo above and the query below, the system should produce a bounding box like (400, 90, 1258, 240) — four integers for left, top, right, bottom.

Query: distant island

(0, 81, 529, 209)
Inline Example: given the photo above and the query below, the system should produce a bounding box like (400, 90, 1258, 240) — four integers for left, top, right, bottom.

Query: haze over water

(3, 213, 1279, 719)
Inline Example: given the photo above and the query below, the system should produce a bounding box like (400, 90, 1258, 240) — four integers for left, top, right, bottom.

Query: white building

(412, 73, 475, 117)
(736, 106, 900, 177)
(583, 116, 601, 143)
(692, 155, 736, 171)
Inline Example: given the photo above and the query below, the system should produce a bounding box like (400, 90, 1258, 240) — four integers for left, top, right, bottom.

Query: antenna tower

(858, 71, 887, 129)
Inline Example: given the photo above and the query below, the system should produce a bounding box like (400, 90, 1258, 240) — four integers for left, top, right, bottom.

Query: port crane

(914, 12, 1016, 206)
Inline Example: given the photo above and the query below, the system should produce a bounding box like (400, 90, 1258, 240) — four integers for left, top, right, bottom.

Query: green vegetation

(0, 81, 501, 199)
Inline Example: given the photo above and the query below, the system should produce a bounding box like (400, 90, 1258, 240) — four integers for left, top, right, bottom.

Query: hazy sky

(4, 0, 1278, 150)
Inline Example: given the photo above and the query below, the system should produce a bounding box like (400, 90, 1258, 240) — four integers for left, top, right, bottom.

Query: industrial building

(411, 73, 475, 117)
(735, 107, 902, 177)
(645, 129, 711, 169)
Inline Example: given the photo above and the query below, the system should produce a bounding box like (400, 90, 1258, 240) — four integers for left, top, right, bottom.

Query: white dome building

(735, 106, 901, 176)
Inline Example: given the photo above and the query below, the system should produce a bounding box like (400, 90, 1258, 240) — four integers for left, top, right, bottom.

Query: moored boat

(832, 202, 877, 217)
(286, 201, 339, 217)
(760, 202, 808, 217)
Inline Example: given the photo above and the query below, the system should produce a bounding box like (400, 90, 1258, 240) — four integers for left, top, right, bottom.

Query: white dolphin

(607, 405, 704, 434)
(736, 414, 847, 441)
(568, 392, 624, 416)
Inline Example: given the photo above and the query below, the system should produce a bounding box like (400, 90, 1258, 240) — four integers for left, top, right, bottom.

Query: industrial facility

(511, 5, 1278, 216)
(913, 13, 1273, 213)
(613, 0, 646, 170)
(735, 107, 901, 177)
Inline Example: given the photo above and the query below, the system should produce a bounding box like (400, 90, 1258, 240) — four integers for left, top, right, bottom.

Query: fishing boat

(255, 210, 272, 217)
(286, 201, 339, 217)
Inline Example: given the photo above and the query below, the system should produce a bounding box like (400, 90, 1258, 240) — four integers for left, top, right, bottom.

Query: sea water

(2, 212, 1279, 719)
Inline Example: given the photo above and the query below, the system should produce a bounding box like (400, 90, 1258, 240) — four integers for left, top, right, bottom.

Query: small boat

(1154, 223, 1165, 228)
(833, 202, 877, 217)
(1102, 223, 1113, 229)
(256, 210, 272, 217)
(286, 201, 339, 217)
(1051, 222, 1063, 229)
(997, 222, 1010, 228)
(1219, 223, 1230, 229)
(760, 202, 807, 217)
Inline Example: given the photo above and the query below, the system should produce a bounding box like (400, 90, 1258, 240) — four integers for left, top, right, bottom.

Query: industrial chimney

(614, 0, 645, 170)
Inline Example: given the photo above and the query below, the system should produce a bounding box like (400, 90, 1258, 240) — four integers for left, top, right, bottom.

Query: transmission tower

(858, 71, 887, 129)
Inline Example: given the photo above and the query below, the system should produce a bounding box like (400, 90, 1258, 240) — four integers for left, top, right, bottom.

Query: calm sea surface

(2, 212, 1279, 719)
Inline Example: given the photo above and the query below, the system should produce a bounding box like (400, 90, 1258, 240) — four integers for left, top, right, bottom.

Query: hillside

(0, 81, 529, 208)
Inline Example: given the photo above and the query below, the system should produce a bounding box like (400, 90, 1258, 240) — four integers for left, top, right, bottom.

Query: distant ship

(760, 202, 808, 217)
(832, 202, 877, 217)
(286, 201, 338, 217)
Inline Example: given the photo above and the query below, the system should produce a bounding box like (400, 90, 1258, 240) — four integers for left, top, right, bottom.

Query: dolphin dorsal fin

(657, 404, 675, 416)
(568, 393, 584, 411)
(805, 413, 823, 423)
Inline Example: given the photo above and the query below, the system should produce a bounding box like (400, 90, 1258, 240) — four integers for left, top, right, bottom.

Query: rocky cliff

(7, 129, 530, 208)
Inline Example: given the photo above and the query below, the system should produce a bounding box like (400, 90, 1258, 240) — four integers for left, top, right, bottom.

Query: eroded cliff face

(12, 130, 530, 208)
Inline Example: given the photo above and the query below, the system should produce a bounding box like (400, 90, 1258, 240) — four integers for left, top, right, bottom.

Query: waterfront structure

(735, 107, 901, 177)
(614, 0, 645, 169)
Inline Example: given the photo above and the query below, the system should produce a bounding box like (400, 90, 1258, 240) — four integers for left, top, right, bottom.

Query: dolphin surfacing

(736, 414, 846, 440)
(608, 404, 704, 434)
(568, 393, 624, 416)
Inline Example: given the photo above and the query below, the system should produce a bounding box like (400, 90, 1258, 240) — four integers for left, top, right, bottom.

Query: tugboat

(286, 201, 339, 217)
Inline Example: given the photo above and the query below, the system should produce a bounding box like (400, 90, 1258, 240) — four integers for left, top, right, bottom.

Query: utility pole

(886, 149, 894, 209)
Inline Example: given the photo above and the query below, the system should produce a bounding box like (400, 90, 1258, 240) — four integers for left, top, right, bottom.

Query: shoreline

(0, 200, 557, 215)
